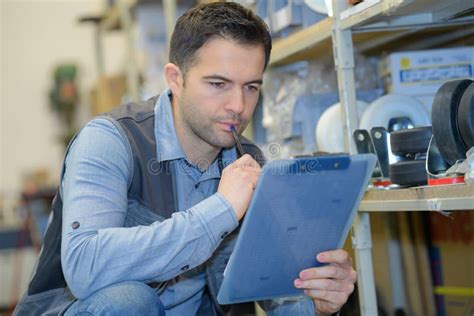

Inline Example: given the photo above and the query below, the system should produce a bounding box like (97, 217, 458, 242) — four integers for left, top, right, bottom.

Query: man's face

(173, 37, 265, 150)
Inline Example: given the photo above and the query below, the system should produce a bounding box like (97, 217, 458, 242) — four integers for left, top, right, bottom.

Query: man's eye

(245, 85, 260, 92)
(210, 82, 225, 88)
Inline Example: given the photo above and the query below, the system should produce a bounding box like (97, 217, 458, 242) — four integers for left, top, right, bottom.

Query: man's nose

(225, 88, 245, 115)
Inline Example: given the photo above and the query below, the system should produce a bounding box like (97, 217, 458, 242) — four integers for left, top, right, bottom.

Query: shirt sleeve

(61, 118, 238, 299)
(259, 297, 316, 315)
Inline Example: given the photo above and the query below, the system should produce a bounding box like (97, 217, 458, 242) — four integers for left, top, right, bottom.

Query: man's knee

(106, 281, 165, 314)
(65, 281, 165, 315)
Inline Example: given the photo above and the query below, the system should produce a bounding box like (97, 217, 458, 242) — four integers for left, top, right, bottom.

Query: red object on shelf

(428, 176, 465, 186)
(373, 179, 392, 187)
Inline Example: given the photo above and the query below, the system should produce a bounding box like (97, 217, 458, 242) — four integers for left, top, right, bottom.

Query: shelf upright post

(331, 0, 378, 315)
(78, 15, 105, 76)
(163, 0, 177, 53)
(118, 0, 140, 102)
(95, 24, 105, 76)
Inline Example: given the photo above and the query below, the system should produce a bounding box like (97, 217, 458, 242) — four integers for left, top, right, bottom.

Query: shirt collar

(154, 89, 186, 163)
(154, 89, 238, 166)
(200, 146, 237, 181)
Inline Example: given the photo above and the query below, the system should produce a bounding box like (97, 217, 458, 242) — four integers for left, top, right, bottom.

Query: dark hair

(169, 2, 272, 75)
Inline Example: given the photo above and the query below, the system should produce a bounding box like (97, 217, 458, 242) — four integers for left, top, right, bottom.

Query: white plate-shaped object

(359, 94, 430, 132)
(316, 101, 369, 152)
(304, 0, 328, 14)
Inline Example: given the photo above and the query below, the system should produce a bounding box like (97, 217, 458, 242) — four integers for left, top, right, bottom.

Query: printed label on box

(399, 64, 472, 85)
(383, 47, 474, 96)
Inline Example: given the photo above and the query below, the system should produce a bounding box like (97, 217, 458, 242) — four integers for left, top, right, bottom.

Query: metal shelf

(345, 0, 474, 31)
(269, 0, 474, 66)
(100, 0, 136, 31)
(323, 1, 474, 315)
(268, 0, 411, 66)
(339, 0, 407, 30)
(269, 18, 333, 66)
(360, 184, 474, 212)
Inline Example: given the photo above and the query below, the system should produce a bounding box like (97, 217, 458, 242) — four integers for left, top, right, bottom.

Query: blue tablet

(217, 154, 376, 304)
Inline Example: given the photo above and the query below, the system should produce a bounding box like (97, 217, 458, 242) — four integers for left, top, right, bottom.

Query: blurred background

(1, 0, 195, 312)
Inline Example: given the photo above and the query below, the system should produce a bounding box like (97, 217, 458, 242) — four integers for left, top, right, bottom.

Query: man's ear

(164, 63, 183, 98)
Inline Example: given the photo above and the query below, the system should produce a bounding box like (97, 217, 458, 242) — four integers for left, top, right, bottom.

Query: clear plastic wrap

(260, 54, 380, 158)
(464, 147, 474, 184)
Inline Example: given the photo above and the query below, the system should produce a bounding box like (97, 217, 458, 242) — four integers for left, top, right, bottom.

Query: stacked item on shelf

(428, 79, 474, 185)
(135, 3, 189, 98)
(370, 211, 437, 316)
(379, 46, 474, 111)
(358, 94, 430, 132)
(261, 55, 380, 158)
(90, 74, 127, 116)
(261, 61, 313, 159)
(0, 169, 56, 312)
(311, 93, 382, 153)
(428, 210, 474, 316)
(317, 94, 430, 154)
(135, 3, 170, 98)
(352, 78, 474, 188)
(256, 0, 327, 38)
(389, 126, 432, 186)
(319, 92, 430, 183)
(351, 93, 432, 186)
(0, 234, 38, 312)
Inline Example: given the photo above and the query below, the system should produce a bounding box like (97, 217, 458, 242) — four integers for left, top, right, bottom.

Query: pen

(230, 125, 245, 158)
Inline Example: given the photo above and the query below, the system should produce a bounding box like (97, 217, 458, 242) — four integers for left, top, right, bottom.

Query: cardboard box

(90, 74, 127, 116)
(369, 212, 436, 315)
(429, 211, 474, 316)
(380, 47, 474, 110)
(348, 211, 472, 315)
(260, 0, 325, 36)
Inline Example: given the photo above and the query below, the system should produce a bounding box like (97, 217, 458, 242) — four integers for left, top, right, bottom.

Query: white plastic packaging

(464, 147, 474, 185)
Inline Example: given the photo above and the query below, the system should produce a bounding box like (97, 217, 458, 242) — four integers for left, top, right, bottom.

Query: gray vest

(14, 97, 265, 315)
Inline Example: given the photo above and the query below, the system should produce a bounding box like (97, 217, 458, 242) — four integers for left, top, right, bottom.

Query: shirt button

(71, 221, 80, 229)
(221, 232, 229, 239)
(181, 265, 189, 271)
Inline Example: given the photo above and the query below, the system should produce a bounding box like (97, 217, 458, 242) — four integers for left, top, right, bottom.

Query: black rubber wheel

(431, 79, 472, 165)
(390, 126, 432, 155)
(389, 160, 427, 186)
(458, 81, 474, 148)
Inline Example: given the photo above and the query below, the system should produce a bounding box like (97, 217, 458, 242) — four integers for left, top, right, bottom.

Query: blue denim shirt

(61, 90, 315, 315)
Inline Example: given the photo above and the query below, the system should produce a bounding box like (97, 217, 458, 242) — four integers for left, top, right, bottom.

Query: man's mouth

(218, 121, 241, 132)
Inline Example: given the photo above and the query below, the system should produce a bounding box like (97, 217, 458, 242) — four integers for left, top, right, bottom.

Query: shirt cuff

(192, 192, 239, 246)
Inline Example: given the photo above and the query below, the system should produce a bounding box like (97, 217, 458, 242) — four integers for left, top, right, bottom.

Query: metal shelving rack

(82, 0, 179, 104)
(269, 0, 474, 314)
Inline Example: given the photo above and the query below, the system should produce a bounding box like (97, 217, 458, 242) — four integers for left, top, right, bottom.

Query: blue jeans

(64, 281, 166, 315)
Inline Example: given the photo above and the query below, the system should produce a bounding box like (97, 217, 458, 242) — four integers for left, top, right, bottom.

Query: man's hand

(217, 154, 261, 220)
(294, 249, 356, 315)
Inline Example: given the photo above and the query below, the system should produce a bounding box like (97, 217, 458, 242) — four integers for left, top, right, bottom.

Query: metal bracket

(354, 129, 383, 178)
(370, 127, 393, 178)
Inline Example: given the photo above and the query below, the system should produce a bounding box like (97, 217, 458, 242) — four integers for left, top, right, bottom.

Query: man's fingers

(232, 154, 260, 168)
(297, 250, 356, 314)
(303, 289, 349, 306)
(317, 249, 352, 266)
(299, 265, 356, 281)
(243, 168, 261, 189)
(294, 278, 354, 293)
(313, 299, 342, 315)
(224, 163, 261, 179)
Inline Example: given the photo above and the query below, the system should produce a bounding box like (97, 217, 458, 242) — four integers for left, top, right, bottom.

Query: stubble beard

(179, 96, 240, 150)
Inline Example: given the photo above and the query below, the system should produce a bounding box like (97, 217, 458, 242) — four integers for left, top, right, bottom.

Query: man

(15, 2, 356, 315)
